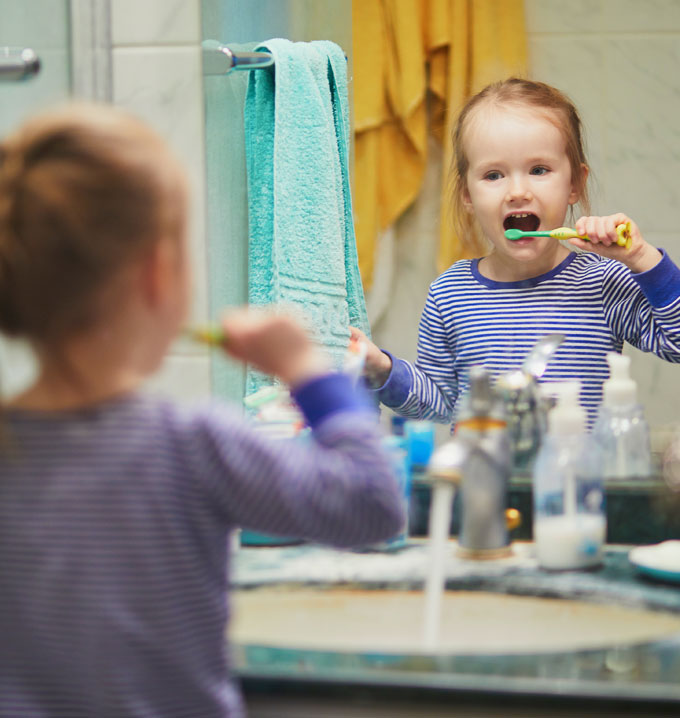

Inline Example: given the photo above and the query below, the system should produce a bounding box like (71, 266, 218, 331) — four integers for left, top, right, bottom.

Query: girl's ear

(569, 163, 589, 205)
(462, 186, 475, 214)
(140, 237, 177, 308)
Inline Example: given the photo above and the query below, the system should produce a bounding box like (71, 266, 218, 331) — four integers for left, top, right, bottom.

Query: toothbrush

(182, 325, 228, 347)
(505, 221, 632, 250)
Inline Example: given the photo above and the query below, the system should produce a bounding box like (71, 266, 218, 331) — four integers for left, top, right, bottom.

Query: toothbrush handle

(551, 222, 631, 249)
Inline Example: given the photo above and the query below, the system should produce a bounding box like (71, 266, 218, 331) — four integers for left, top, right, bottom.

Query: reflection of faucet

(496, 334, 565, 472)
(427, 366, 520, 559)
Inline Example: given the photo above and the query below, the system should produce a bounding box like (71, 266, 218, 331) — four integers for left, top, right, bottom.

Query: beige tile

(601, 0, 680, 32)
(601, 37, 680, 231)
(524, 0, 603, 34)
(111, 0, 201, 46)
(112, 46, 208, 325)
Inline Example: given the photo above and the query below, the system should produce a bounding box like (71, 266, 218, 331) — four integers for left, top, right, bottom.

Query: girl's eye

(530, 166, 549, 176)
(484, 171, 502, 181)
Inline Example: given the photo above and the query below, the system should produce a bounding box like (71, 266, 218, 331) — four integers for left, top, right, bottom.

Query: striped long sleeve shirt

(377, 250, 680, 428)
(0, 374, 404, 718)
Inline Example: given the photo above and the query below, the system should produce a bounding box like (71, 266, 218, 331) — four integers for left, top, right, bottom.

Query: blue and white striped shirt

(0, 374, 404, 718)
(377, 250, 680, 428)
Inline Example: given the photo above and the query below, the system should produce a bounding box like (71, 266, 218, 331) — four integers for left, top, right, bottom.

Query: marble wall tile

(111, 0, 200, 46)
(109, 0, 209, 400)
(524, 0, 603, 34)
(601, 0, 680, 32)
(112, 45, 208, 336)
(601, 36, 680, 231)
(144, 354, 212, 403)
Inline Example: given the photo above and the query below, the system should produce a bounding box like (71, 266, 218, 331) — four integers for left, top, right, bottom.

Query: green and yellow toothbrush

(505, 221, 632, 250)
(182, 325, 227, 347)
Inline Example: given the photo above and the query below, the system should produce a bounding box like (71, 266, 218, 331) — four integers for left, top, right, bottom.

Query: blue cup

(405, 420, 435, 470)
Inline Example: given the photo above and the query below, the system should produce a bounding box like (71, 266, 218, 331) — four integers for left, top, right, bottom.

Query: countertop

(230, 541, 680, 714)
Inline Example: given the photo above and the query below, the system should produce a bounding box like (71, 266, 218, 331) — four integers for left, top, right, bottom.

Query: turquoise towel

(244, 38, 370, 396)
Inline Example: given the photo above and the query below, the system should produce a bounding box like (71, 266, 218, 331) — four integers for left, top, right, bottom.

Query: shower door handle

(0, 48, 41, 82)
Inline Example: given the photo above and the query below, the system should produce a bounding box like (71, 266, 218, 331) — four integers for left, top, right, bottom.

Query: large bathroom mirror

(201, 0, 680, 458)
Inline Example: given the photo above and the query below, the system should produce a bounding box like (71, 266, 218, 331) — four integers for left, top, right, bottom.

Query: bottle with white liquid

(533, 382, 606, 570)
(592, 352, 651, 480)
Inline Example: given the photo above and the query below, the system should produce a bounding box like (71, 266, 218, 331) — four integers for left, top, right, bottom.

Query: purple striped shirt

(0, 374, 404, 717)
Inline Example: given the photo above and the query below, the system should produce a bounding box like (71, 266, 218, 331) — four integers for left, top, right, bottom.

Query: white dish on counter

(629, 540, 680, 584)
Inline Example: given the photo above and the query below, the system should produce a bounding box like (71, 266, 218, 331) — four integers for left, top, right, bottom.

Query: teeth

(509, 213, 531, 218)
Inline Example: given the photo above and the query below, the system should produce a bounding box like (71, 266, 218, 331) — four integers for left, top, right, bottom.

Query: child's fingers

(349, 325, 368, 343)
(575, 213, 631, 246)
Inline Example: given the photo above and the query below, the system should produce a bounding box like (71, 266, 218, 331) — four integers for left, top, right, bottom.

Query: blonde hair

(0, 103, 187, 352)
(450, 77, 590, 252)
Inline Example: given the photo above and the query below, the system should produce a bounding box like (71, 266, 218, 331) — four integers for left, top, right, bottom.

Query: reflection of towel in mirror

(244, 38, 370, 397)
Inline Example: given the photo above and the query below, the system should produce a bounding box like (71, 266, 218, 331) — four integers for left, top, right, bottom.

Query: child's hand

(349, 326, 392, 387)
(571, 213, 662, 273)
(221, 308, 329, 387)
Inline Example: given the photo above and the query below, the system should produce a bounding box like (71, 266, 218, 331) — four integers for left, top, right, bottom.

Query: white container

(592, 352, 651, 480)
(533, 382, 605, 570)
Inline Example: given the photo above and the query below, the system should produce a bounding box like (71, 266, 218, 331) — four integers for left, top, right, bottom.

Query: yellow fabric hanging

(428, 0, 527, 272)
(352, 0, 527, 288)
(353, 0, 427, 291)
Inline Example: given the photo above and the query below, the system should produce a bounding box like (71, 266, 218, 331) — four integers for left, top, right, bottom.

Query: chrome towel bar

(202, 40, 273, 76)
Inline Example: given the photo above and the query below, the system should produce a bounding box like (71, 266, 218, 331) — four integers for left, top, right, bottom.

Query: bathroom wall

(372, 0, 680, 449)
(106, 0, 212, 402)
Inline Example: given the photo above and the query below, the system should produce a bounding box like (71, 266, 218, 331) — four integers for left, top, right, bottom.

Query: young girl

(0, 105, 404, 717)
(356, 77, 680, 428)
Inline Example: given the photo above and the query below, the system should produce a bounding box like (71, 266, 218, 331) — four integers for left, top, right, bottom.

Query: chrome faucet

(496, 334, 565, 472)
(427, 366, 519, 559)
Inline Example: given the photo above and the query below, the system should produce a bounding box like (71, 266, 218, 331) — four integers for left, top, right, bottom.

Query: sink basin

(231, 587, 680, 655)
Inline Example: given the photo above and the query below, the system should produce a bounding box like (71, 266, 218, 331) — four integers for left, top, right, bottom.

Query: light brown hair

(0, 103, 187, 354)
(450, 77, 591, 253)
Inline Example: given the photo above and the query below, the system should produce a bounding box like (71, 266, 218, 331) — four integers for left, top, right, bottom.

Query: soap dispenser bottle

(592, 352, 652, 480)
(533, 381, 606, 570)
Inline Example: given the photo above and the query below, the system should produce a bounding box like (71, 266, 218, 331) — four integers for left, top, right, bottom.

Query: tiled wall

(108, 0, 212, 401)
(526, 0, 680, 440)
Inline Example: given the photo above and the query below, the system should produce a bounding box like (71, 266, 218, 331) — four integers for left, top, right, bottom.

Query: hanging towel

(244, 38, 370, 396)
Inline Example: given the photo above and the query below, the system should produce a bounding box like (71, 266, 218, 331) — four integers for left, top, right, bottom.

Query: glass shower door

(0, 0, 72, 133)
(0, 0, 72, 398)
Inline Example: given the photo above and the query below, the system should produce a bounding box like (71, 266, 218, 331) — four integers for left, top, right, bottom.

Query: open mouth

(503, 213, 540, 233)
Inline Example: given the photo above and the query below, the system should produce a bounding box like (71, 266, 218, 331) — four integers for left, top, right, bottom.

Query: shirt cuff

(291, 373, 374, 428)
(374, 351, 412, 408)
(633, 248, 680, 307)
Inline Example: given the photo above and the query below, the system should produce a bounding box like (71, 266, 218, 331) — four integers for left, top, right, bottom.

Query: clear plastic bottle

(592, 352, 652, 480)
(533, 382, 606, 570)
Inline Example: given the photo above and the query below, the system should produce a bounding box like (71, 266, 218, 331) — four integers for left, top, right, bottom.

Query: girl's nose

(505, 178, 533, 203)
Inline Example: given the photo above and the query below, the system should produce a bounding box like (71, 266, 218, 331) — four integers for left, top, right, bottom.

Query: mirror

(200, 1, 680, 456)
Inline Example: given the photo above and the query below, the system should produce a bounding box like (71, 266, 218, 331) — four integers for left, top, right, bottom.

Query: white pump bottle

(533, 382, 606, 570)
(592, 352, 652, 480)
